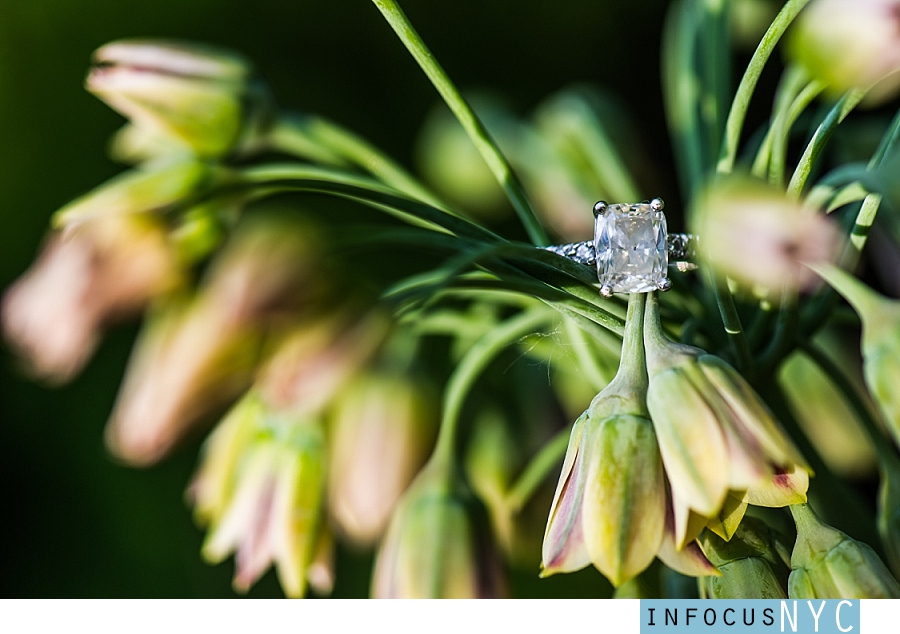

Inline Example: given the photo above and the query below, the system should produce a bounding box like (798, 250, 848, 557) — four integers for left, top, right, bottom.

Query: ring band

(542, 198, 698, 297)
(544, 233, 699, 267)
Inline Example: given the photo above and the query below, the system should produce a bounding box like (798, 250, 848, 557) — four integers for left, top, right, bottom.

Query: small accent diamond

(594, 202, 668, 294)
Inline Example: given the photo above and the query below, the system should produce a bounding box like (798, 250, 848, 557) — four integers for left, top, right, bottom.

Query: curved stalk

(371, 0, 549, 246)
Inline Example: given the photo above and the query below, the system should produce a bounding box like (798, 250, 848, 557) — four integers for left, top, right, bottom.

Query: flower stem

(269, 114, 445, 208)
(370, 0, 549, 246)
(787, 89, 866, 199)
(505, 428, 570, 512)
(431, 308, 554, 473)
(716, 0, 812, 174)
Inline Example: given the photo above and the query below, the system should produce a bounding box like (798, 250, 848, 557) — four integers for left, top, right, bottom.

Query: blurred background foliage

(0, 0, 691, 597)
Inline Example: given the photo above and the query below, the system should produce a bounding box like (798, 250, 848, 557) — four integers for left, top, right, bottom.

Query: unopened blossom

(52, 157, 214, 228)
(543, 295, 670, 586)
(105, 217, 321, 465)
(258, 309, 389, 417)
(2, 214, 180, 383)
(195, 392, 327, 598)
(644, 293, 810, 547)
(788, 0, 900, 105)
(700, 517, 792, 599)
(810, 262, 900, 448)
(789, 503, 900, 598)
(372, 462, 505, 598)
(692, 178, 840, 293)
(327, 370, 437, 546)
(87, 39, 271, 158)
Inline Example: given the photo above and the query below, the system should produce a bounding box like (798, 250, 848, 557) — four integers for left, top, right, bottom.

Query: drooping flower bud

(788, 0, 900, 105)
(809, 262, 900, 448)
(692, 177, 840, 294)
(780, 346, 878, 478)
(257, 309, 390, 418)
(371, 462, 505, 598)
(2, 214, 180, 383)
(327, 370, 438, 546)
(196, 394, 326, 598)
(644, 293, 810, 546)
(789, 503, 900, 598)
(105, 217, 322, 465)
(542, 294, 668, 586)
(700, 517, 792, 599)
(52, 157, 215, 228)
(87, 39, 272, 158)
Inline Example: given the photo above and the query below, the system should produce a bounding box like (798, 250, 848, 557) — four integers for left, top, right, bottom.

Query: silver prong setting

(650, 197, 664, 212)
(593, 201, 608, 217)
(599, 284, 613, 298)
(656, 277, 673, 292)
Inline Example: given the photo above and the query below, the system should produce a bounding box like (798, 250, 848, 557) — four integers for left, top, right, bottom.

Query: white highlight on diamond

(594, 202, 668, 294)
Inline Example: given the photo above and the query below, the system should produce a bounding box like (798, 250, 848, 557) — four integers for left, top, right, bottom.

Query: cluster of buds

(3, 38, 459, 598)
(543, 292, 811, 591)
(788, 0, 900, 106)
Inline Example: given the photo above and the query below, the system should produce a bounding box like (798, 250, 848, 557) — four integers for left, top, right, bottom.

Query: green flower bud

(371, 463, 505, 598)
(87, 39, 272, 158)
(542, 294, 667, 586)
(810, 262, 900, 448)
(105, 217, 323, 465)
(200, 406, 326, 598)
(700, 517, 792, 599)
(2, 214, 181, 383)
(644, 293, 809, 546)
(52, 157, 215, 228)
(788, 0, 900, 105)
(789, 503, 900, 598)
(780, 346, 878, 478)
(327, 371, 437, 546)
(878, 460, 900, 577)
(692, 177, 840, 294)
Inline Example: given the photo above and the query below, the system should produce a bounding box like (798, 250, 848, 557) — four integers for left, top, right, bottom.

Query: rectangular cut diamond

(594, 202, 668, 293)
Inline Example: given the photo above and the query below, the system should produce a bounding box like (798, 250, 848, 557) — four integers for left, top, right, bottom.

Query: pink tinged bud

(105, 295, 259, 465)
(327, 372, 437, 546)
(202, 419, 326, 599)
(692, 179, 841, 293)
(258, 310, 390, 417)
(87, 39, 267, 158)
(541, 414, 591, 575)
(789, 0, 900, 105)
(657, 494, 719, 577)
(647, 366, 731, 518)
(2, 215, 180, 383)
(189, 392, 265, 526)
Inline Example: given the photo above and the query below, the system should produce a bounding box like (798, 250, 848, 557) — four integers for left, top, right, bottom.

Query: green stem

(431, 309, 554, 470)
(371, 0, 549, 246)
(787, 89, 866, 199)
(505, 428, 570, 512)
(716, 0, 812, 174)
(869, 106, 900, 169)
(564, 317, 612, 391)
(806, 261, 882, 320)
(711, 274, 754, 374)
(269, 114, 445, 208)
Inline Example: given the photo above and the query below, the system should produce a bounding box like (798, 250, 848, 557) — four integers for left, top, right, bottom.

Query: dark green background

(0, 0, 675, 597)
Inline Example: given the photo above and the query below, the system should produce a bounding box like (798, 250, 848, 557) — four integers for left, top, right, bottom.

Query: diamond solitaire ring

(543, 198, 697, 297)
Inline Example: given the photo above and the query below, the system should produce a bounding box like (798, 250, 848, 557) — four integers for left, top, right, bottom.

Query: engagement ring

(544, 198, 697, 297)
